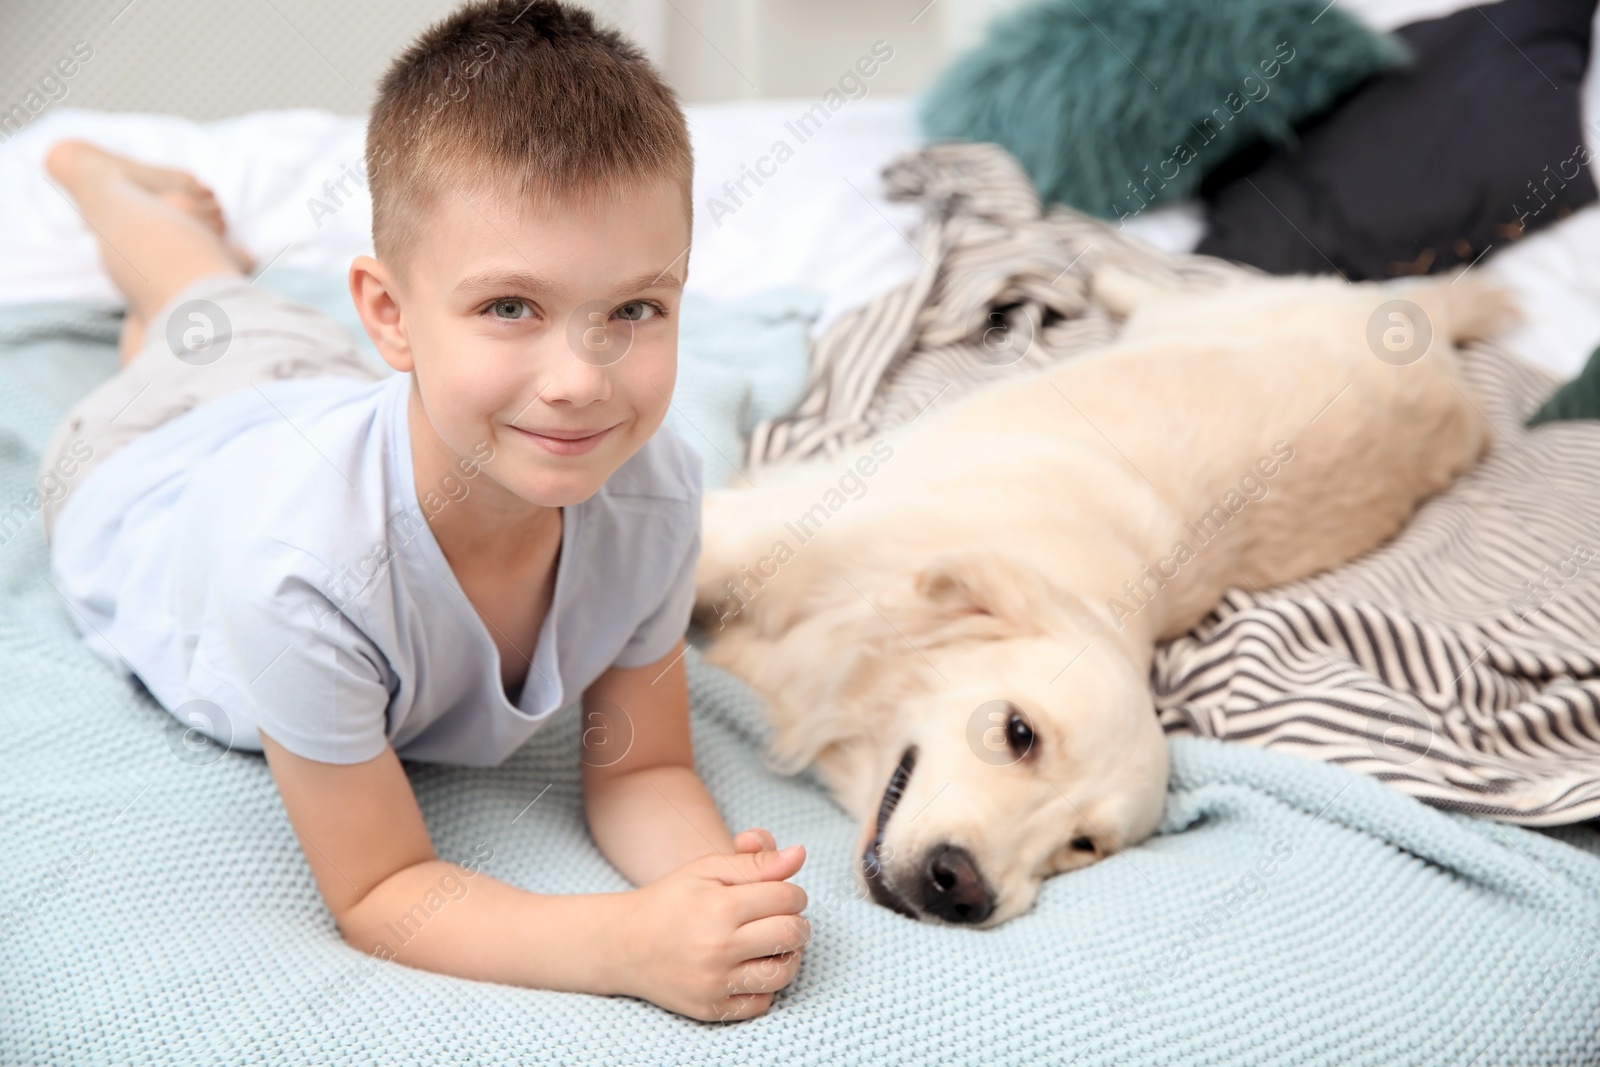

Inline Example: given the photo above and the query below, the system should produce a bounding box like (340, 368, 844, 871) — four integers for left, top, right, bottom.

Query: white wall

(0, 0, 1028, 121)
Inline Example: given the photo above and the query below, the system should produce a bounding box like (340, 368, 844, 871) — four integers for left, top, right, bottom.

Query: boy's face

(368, 175, 691, 512)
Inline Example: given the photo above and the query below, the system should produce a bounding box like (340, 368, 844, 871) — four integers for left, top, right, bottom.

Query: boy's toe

(43, 139, 95, 184)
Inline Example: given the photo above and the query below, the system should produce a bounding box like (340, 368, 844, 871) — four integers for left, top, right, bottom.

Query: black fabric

(1197, 0, 1598, 279)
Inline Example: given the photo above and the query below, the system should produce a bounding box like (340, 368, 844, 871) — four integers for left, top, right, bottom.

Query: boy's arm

(258, 729, 621, 993)
(581, 637, 765, 884)
(258, 643, 811, 1020)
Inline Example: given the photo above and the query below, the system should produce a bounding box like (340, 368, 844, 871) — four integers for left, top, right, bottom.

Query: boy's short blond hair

(366, 0, 694, 270)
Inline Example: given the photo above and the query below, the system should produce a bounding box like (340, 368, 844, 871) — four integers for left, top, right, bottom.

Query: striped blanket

(746, 142, 1600, 826)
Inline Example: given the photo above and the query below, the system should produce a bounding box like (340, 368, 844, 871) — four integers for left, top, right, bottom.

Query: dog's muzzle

(860, 746, 999, 924)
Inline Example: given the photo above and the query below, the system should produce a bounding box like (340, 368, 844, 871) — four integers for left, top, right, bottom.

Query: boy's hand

(732, 827, 778, 854)
(610, 844, 810, 1022)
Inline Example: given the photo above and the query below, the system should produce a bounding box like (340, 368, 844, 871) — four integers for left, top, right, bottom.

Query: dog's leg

(697, 478, 818, 604)
(696, 453, 882, 610)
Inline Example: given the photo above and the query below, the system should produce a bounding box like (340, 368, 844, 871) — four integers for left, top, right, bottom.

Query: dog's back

(697, 271, 1510, 647)
(1024, 271, 1505, 636)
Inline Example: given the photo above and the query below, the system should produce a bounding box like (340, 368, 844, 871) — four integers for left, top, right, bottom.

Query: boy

(38, 0, 808, 1023)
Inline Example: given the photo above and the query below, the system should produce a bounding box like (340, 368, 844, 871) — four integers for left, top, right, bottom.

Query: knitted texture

(4, 303, 1600, 1065)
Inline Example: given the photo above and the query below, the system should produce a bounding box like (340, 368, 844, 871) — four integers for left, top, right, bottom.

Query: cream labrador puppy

(691, 270, 1512, 927)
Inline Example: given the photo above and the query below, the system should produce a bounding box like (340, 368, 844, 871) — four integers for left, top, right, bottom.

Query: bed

(4, 2, 1600, 1063)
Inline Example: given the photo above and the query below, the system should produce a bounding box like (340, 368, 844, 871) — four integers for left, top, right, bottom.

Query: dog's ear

(881, 551, 1051, 647)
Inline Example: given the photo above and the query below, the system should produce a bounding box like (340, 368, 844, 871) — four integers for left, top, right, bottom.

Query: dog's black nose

(919, 844, 995, 924)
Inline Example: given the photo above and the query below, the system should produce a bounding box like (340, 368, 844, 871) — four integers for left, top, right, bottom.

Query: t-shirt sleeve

(611, 432, 703, 671)
(185, 542, 394, 764)
(612, 521, 700, 669)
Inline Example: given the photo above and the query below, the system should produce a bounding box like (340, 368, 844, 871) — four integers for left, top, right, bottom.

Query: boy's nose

(533, 340, 614, 409)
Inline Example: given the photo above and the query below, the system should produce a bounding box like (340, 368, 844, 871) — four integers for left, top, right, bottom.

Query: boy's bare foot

(47, 140, 255, 363)
(46, 140, 256, 274)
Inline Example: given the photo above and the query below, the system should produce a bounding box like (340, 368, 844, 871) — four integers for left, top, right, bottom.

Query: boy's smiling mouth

(510, 422, 618, 455)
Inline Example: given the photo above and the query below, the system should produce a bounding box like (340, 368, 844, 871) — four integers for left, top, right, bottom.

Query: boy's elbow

(326, 859, 478, 962)
(332, 893, 419, 967)
(327, 874, 408, 958)
(331, 899, 385, 955)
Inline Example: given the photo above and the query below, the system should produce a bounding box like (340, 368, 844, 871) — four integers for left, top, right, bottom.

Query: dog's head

(853, 550, 1168, 927)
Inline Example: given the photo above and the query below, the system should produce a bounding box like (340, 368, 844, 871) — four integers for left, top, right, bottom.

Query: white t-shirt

(49, 371, 703, 766)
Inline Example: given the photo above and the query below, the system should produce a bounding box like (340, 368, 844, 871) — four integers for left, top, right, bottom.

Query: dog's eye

(1070, 836, 1097, 855)
(1005, 709, 1035, 759)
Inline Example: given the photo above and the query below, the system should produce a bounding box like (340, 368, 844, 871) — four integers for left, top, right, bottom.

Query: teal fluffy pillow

(918, 0, 1409, 220)
(1529, 346, 1600, 426)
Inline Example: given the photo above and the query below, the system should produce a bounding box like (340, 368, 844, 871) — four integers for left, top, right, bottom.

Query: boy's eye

(489, 298, 531, 320)
(615, 301, 657, 322)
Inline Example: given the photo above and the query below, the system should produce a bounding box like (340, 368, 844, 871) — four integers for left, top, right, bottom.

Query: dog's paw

(1440, 274, 1522, 341)
(1090, 266, 1167, 318)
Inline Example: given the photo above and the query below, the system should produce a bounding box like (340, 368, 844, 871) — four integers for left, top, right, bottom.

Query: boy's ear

(348, 255, 413, 373)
